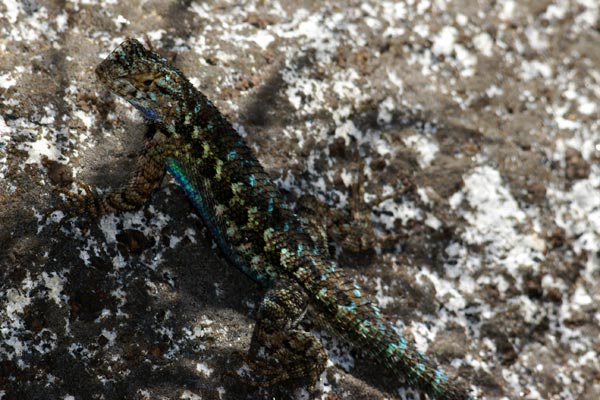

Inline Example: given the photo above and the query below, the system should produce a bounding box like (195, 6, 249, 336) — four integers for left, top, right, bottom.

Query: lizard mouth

(94, 55, 119, 86)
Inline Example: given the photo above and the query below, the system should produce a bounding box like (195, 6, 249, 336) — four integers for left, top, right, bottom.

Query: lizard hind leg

(241, 279, 327, 396)
(296, 158, 415, 259)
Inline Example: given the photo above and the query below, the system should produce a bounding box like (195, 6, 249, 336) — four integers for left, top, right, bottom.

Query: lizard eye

(131, 73, 158, 89)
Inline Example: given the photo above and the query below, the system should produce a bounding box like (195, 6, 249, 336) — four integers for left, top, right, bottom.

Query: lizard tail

(316, 272, 472, 399)
(376, 322, 472, 400)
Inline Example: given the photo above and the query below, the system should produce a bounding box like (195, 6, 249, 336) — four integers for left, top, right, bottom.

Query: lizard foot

(43, 182, 104, 230)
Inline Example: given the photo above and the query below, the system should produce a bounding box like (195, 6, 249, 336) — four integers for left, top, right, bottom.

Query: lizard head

(95, 39, 191, 126)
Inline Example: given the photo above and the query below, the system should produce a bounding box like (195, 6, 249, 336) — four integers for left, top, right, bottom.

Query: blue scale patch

(227, 150, 237, 160)
(386, 342, 398, 355)
(268, 197, 274, 213)
(386, 337, 406, 355)
(394, 336, 407, 353)
(434, 368, 448, 385)
(337, 303, 356, 320)
(130, 101, 159, 121)
(359, 326, 371, 337)
(248, 174, 256, 186)
(371, 304, 381, 314)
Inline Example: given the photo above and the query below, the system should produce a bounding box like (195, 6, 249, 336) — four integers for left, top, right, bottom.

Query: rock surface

(1, 1, 599, 399)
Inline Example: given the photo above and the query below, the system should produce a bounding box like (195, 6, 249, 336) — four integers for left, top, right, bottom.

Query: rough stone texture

(1, 1, 599, 399)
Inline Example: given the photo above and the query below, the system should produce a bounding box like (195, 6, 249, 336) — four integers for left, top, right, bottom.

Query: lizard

(60, 38, 472, 400)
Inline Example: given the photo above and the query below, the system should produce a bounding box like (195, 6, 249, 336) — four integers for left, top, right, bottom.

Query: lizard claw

(46, 182, 101, 226)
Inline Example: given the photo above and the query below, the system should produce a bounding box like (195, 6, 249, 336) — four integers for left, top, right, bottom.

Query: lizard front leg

(59, 135, 168, 219)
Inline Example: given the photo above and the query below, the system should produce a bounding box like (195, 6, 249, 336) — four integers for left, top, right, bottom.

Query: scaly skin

(79, 38, 473, 399)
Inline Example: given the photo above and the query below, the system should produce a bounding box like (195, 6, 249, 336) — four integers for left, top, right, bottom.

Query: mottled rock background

(1, 1, 599, 399)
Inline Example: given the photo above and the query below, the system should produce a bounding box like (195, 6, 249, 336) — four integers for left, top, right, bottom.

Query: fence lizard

(62, 38, 472, 400)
